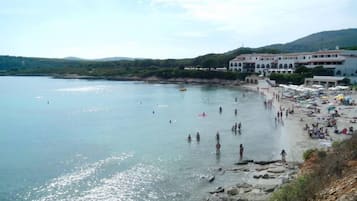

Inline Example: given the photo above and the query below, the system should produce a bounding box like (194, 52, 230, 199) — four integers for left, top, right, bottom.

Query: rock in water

(267, 167, 285, 173)
(264, 185, 278, 193)
(254, 160, 279, 165)
(227, 187, 238, 195)
(209, 186, 224, 194)
(253, 175, 262, 179)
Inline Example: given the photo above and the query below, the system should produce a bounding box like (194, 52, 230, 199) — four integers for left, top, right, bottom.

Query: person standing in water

(219, 106, 222, 114)
(196, 132, 200, 142)
(234, 109, 238, 116)
(280, 149, 287, 163)
(238, 122, 242, 130)
(239, 144, 244, 160)
(216, 131, 220, 142)
(187, 134, 192, 143)
(216, 142, 221, 154)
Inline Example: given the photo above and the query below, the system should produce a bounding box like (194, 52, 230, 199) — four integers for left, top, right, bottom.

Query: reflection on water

(0, 77, 282, 201)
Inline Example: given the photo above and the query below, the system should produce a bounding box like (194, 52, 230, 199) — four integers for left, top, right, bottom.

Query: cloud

(150, 0, 357, 45)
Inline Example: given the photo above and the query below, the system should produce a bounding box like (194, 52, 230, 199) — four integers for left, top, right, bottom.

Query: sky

(1, 0, 357, 59)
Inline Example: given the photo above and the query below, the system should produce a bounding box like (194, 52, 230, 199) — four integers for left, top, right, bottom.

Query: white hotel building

(229, 50, 357, 76)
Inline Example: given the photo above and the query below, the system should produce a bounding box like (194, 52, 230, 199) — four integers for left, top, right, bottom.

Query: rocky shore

(205, 160, 300, 201)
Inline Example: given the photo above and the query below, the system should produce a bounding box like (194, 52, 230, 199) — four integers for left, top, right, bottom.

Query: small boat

(179, 88, 187, 91)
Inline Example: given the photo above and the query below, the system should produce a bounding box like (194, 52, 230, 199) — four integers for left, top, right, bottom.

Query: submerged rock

(226, 187, 238, 195)
(209, 186, 224, 194)
(208, 176, 215, 183)
(235, 160, 254, 165)
(263, 185, 278, 193)
(236, 183, 252, 188)
(254, 160, 279, 165)
(267, 167, 286, 173)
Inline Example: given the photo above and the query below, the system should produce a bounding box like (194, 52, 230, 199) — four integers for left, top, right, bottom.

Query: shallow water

(0, 76, 284, 201)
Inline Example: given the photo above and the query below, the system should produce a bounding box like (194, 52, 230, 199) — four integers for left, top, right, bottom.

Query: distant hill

(262, 28, 357, 52)
(94, 57, 139, 61)
(63, 56, 141, 61)
(1, 28, 357, 71)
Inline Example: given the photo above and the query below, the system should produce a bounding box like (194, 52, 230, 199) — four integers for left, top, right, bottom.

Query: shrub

(303, 149, 316, 161)
(317, 150, 327, 159)
(269, 176, 315, 201)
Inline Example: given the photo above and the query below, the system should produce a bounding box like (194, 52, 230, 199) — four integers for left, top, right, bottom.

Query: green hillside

(263, 28, 357, 52)
(0, 28, 357, 73)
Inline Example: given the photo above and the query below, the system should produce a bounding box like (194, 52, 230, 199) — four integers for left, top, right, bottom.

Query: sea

(0, 76, 284, 201)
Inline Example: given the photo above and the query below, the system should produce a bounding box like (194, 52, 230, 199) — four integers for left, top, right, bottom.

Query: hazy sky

(1, 0, 357, 59)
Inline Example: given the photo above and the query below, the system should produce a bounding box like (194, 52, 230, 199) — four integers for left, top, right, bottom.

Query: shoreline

(206, 80, 355, 201)
(2, 75, 355, 201)
(1, 74, 244, 86)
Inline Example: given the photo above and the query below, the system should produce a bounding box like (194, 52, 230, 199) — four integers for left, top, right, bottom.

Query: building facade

(229, 50, 357, 76)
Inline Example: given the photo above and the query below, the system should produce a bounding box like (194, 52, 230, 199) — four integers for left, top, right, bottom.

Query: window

(234, 63, 237, 67)
(261, 64, 265, 68)
(257, 64, 260, 68)
(284, 64, 288, 68)
(279, 64, 283, 68)
(288, 64, 293, 68)
(266, 64, 270, 68)
(238, 63, 242, 66)
(230, 63, 233, 67)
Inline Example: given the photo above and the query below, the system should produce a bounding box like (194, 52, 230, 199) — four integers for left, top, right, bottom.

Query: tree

(203, 59, 217, 71)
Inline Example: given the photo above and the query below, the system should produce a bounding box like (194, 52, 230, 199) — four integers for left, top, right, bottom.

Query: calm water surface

(0, 76, 283, 201)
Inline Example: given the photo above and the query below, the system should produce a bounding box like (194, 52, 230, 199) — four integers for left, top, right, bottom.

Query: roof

(306, 76, 345, 81)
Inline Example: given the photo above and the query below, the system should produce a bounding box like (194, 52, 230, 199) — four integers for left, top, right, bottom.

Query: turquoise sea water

(0, 76, 282, 201)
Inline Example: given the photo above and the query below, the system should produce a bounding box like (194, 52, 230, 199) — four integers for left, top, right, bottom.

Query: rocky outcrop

(206, 161, 299, 201)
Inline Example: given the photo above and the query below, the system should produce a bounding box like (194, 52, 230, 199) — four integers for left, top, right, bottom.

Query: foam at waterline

(26, 153, 133, 201)
(55, 85, 110, 92)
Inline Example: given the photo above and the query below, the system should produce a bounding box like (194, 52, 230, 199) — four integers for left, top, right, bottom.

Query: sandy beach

(205, 80, 356, 201)
(243, 80, 355, 162)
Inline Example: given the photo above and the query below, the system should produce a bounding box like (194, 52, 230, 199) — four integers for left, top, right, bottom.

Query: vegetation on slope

(270, 134, 357, 201)
(268, 66, 346, 85)
(264, 28, 357, 52)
